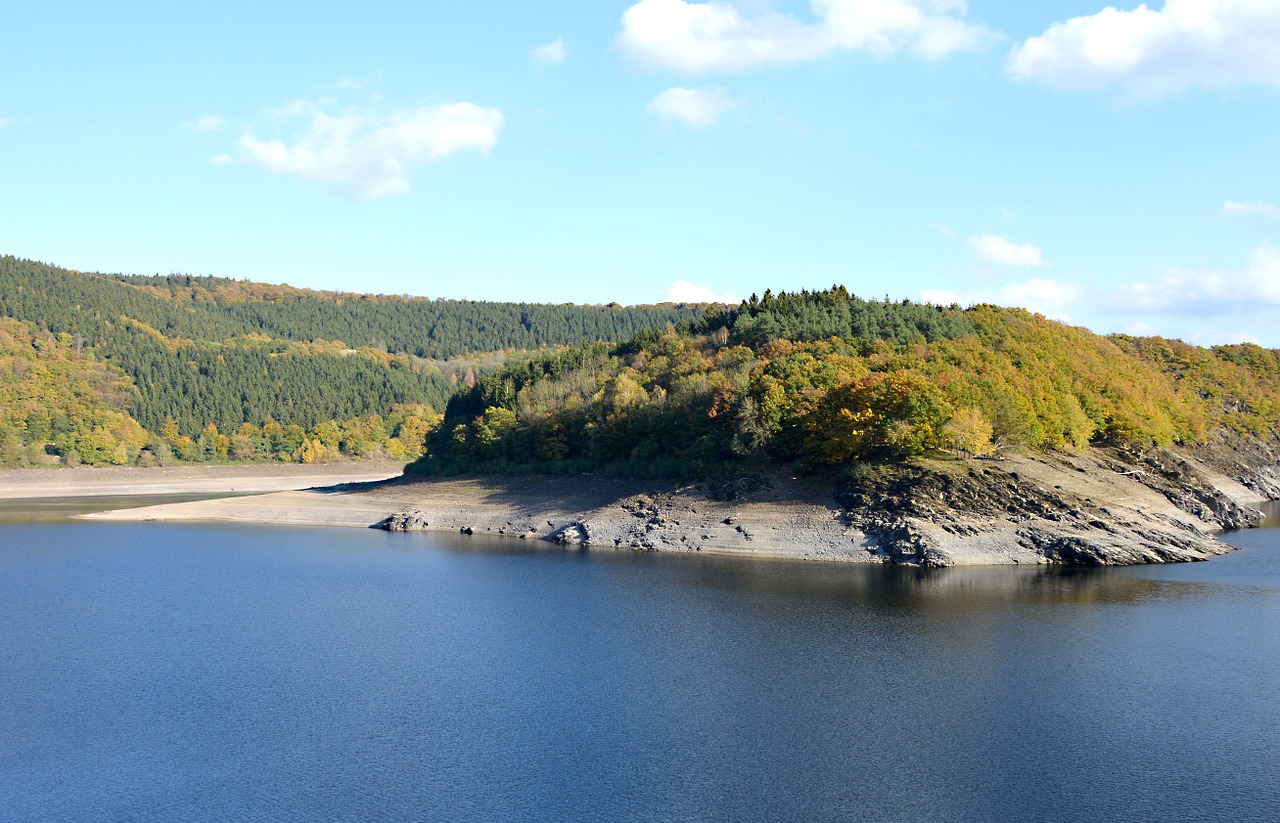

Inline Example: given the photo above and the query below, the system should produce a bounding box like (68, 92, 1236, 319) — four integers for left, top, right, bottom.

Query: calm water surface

(2, 500, 1279, 822)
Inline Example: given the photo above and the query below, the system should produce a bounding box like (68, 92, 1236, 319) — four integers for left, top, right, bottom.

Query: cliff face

(836, 442, 1271, 567)
(1189, 430, 1280, 502)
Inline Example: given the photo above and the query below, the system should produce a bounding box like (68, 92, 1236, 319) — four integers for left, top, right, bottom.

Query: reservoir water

(2, 501, 1279, 821)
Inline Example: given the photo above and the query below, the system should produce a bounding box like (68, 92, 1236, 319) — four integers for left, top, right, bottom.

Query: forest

(409, 287, 1280, 478)
(0, 256, 701, 467)
(7, 256, 1279, 475)
(0, 258, 700, 358)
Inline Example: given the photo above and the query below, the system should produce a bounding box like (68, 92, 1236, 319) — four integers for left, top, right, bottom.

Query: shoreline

(0, 462, 406, 501)
(75, 446, 1277, 567)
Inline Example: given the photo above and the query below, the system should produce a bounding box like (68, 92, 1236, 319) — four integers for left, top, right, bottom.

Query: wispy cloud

(209, 154, 234, 165)
(968, 234, 1048, 268)
(237, 100, 504, 199)
(193, 115, 226, 132)
(647, 87, 738, 128)
(1223, 200, 1280, 219)
(1009, 1, 1280, 97)
(531, 38, 569, 66)
(664, 280, 738, 304)
(618, 0, 998, 74)
(1106, 243, 1280, 315)
(923, 277, 1077, 321)
(1127, 318, 1263, 347)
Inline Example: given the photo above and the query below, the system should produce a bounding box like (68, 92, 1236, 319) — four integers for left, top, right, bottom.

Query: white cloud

(968, 234, 1048, 268)
(209, 154, 234, 165)
(1009, 1, 1280, 96)
(336, 77, 367, 90)
(647, 87, 738, 127)
(1186, 328, 1262, 346)
(238, 100, 504, 199)
(1125, 320, 1265, 347)
(664, 280, 739, 303)
(922, 277, 1077, 321)
(1108, 243, 1280, 314)
(618, 0, 998, 74)
(930, 222, 957, 239)
(531, 38, 569, 66)
(999, 278, 1077, 317)
(1124, 319, 1160, 337)
(194, 115, 225, 132)
(0, 118, 9, 129)
(1223, 200, 1280, 219)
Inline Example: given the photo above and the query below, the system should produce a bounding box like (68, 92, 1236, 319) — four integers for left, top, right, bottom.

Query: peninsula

(5, 261, 1280, 566)
(82, 436, 1275, 567)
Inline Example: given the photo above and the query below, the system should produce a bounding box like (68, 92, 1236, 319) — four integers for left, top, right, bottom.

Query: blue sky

(3, 1, 1279, 345)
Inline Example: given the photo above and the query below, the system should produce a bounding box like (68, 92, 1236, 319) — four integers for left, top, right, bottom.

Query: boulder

(372, 510, 430, 531)
(547, 521, 592, 546)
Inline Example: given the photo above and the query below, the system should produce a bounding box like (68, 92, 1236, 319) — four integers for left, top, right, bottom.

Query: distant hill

(0, 256, 703, 466)
(409, 287, 1280, 477)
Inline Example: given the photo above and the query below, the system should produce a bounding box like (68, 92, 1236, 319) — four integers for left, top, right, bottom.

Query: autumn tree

(942, 408, 994, 458)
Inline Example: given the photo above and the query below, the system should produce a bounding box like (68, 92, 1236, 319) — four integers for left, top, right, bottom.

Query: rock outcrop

(835, 452, 1246, 567)
(1119, 450, 1262, 531)
(351, 442, 1277, 568)
(372, 509, 430, 531)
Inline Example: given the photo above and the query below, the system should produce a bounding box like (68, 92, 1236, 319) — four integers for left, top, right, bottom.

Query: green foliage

(0, 256, 699, 360)
(0, 256, 698, 467)
(1113, 336, 1280, 438)
(705, 286, 975, 348)
(0, 317, 145, 467)
(409, 291, 1280, 478)
(9, 257, 1279, 475)
(473, 407, 518, 459)
(803, 371, 952, 464)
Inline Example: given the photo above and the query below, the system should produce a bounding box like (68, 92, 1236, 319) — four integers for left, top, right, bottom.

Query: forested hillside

(0, 258, 700, 358)
(0, 256, 701, 467)
(0, 317, 147, 466)
(410, 288, 1280, 477)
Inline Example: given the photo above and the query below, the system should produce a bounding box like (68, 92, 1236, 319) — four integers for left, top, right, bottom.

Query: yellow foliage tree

(298, 438, 327, 463)
(942, 408, 995, 458)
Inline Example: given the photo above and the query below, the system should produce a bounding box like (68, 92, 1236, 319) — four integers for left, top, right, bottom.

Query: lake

(2, 500, 1279, 822)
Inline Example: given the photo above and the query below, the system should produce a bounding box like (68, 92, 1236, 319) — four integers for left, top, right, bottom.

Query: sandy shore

(0, 462, 406, 500)
(80, 447, 1274, 566)
(85, 472, 867, 561)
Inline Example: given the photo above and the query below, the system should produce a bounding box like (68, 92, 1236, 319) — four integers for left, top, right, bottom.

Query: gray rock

(372, 510, 430, 531)
(547, 521, 592, 546)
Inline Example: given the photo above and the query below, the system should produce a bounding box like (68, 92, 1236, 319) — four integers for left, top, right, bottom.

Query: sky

(2, 1, 1279, 346)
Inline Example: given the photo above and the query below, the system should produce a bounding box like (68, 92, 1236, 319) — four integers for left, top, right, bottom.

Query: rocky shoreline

(81, 438, 1278, 568)
(368, 445, 1270, 567)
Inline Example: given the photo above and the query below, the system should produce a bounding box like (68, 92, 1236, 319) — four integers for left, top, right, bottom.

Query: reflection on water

(651, 554, 1253, 612)
(415, 523, 1279, 616)
(2, 505, 1279, 822)
(1257, 499, 1280, 528)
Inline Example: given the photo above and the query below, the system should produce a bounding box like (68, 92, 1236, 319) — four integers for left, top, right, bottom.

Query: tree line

(0, 256, 705, 467)
(409, 288, 1280, 478)
(0, 257, 701, 359)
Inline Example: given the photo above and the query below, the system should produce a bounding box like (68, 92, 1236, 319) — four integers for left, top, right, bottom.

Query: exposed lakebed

(2, 504, 1278, 822)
